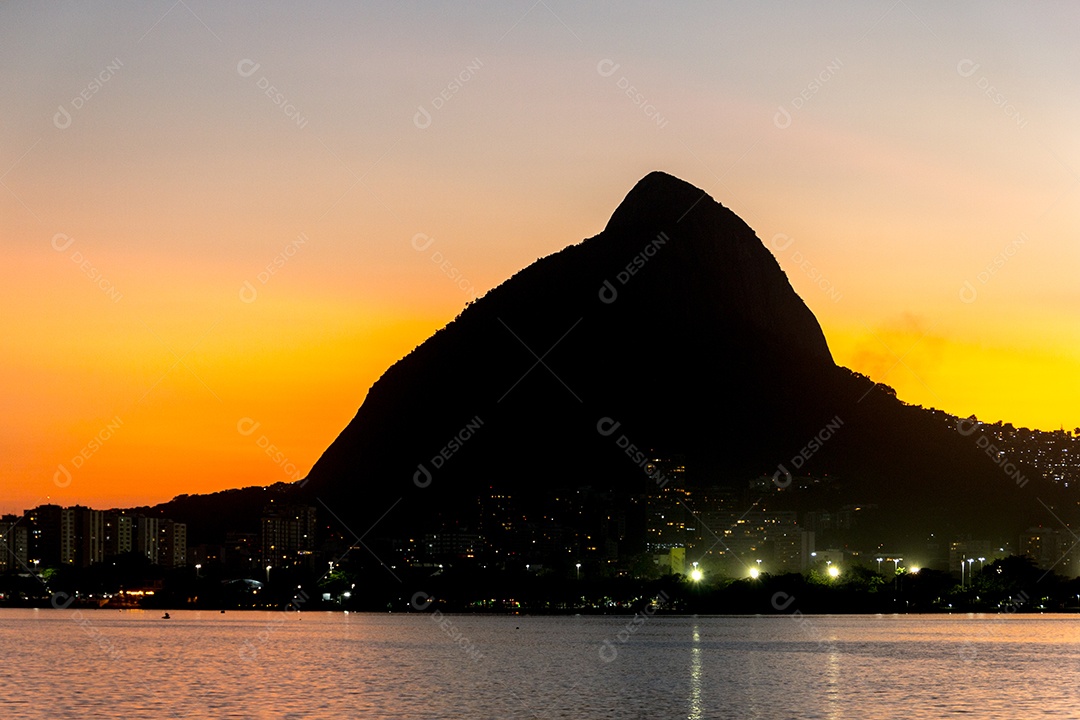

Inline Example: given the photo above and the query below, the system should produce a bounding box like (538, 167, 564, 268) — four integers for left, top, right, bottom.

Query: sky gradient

(2, 1, 1078, 512)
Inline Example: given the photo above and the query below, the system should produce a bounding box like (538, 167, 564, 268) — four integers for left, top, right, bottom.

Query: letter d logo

(598, 279, 618, 304)
(51, 591, 75, 609)
(956, 417, 981, 437)
(239, 280, 258, 303)
(413, 463, 432, 488)
(414, 106, 432, 129)
(51, 233, 75, 252)
(773, 106, 791, 130)
(956, 59, 980, 78)
(771, 591, 796, 611)
(237, 417, 261, 436)
(237, 59, 261, 78)
(771, 233, 794, 252)
(411, 233, 434, 252)
(53, 464, 72, 488)
(54, 105, 72, 129)
(596, 417, 621, 437)
(596, 59, 620, 78)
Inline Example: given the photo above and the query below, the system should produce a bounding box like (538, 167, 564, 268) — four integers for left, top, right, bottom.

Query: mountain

(297, 171, 1061, 552)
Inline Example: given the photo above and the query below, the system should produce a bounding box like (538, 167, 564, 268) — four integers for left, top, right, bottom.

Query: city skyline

(3, 2, 1079, 513)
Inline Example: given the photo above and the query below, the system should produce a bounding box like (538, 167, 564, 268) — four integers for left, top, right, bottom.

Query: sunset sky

(2, 1, 1078, 512)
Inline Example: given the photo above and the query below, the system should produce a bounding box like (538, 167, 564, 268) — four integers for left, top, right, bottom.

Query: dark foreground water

(2, 609, 1079, 718)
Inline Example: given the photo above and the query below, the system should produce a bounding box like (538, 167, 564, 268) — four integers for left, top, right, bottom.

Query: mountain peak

(604, 171, 722, 234)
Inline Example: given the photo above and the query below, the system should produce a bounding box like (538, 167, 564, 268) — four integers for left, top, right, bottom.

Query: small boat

(162, 612, 171, 619)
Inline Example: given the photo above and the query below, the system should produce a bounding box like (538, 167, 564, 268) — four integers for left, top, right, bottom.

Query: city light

(748, 567, 759, 579)
(827, 564, 840, 579)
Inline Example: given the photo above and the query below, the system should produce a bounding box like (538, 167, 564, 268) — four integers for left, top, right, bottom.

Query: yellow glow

(690, 568, 703, 582)
(827, 565, 841, 579)
(748, 567, 759, 579)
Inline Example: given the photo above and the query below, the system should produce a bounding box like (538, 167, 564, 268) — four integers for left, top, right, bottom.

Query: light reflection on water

(687, 622, 702, 720)
(2, 609, 1080, 719)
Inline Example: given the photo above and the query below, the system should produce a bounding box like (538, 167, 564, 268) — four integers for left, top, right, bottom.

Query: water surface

(3, 609, 1079, 718)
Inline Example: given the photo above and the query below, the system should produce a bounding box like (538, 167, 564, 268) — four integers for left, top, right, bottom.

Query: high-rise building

(695, 510, 801, 575)
(1020, 527, 1076, 576)
(644, 482, 694, 552)
(161, 521, 187, 568)
(223, 532, 258, 574)
(0, 515, 29, 572)
(261, 503, 317, 567)
(60, 506, 104, 567)
(25, 504, 63, 568)
(136, 516, 161, 563)
(103, 513, 134, 557)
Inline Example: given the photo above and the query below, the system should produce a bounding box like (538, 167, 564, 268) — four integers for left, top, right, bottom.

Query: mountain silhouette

(298, 171, 1056, 550)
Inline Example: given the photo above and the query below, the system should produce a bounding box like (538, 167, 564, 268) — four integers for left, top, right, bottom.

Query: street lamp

(876, 557, 884, 574)
(265, 564, 272, 584)
(691, 561, 703, 582)
(965, 558, 974, 589)
(195, 563, 201, 578)
(891, 557, 903, 574)
(575, 563, 581, 580)
(826, 562, 840, 579)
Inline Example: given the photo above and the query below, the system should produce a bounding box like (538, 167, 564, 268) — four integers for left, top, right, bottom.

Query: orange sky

(2, 2, 1078, 512)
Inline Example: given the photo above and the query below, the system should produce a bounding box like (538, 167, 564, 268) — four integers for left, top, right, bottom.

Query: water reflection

(2, 611, 1079, 719)
(687, 622, 703, 720)
(825, 639, 841, 720)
